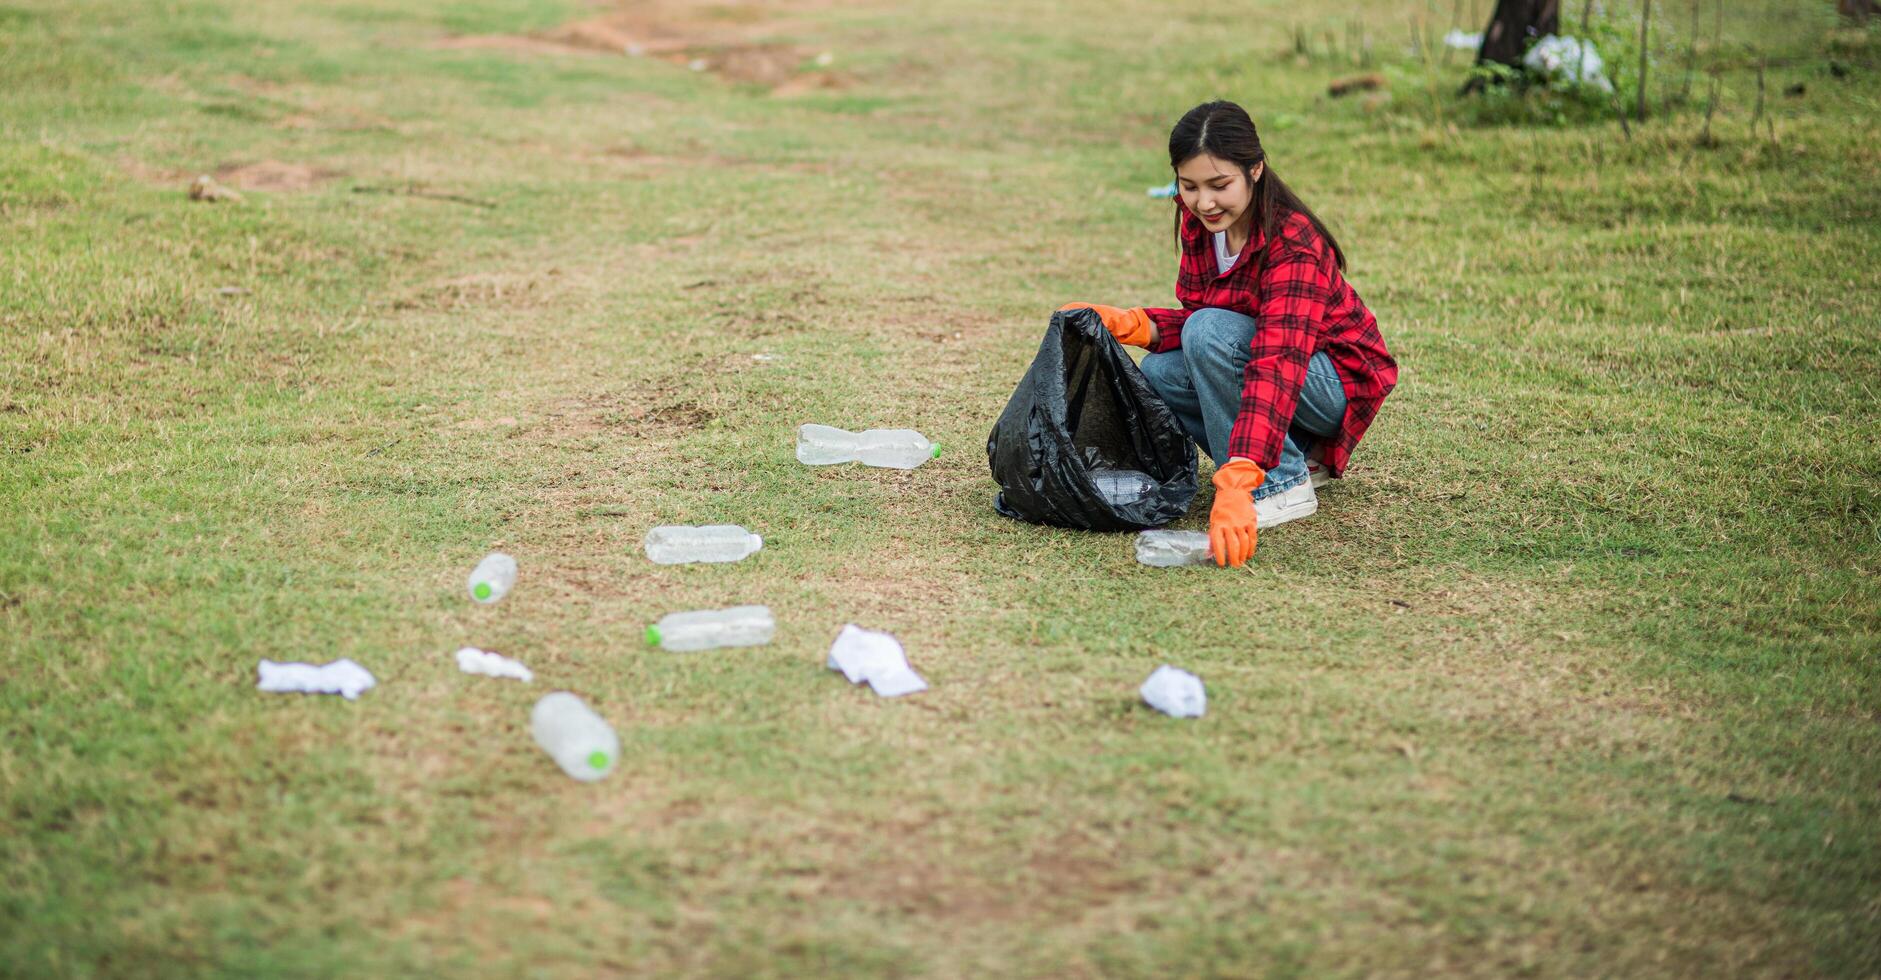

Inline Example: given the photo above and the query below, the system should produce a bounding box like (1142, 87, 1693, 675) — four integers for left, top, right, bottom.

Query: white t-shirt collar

(1212, 231, 1240, 276)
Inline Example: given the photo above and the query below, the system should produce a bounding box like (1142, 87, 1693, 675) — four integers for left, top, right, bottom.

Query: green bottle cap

(472, 581, 492, 600)
(644, 625, 661, 647)
(588, 750, 609, 771)
(931, 443, 942, 458)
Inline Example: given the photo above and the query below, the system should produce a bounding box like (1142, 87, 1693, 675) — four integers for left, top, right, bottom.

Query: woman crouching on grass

(1062, 100, 1397, 568)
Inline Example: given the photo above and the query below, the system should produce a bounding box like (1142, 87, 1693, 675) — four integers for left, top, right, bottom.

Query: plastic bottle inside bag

(1091, 468, 1159, 507)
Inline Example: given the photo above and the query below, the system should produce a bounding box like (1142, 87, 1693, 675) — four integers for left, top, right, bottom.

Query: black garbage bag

(986, 308, 1197, 531)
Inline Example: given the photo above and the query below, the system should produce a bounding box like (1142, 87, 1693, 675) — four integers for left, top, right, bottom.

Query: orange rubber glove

(1059, 303, 1155, 348)
(1208, 459, 1266, 568)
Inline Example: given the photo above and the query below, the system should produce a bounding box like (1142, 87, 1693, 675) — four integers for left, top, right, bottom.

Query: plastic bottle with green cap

(530, 692, 618, 782)
(467, 552, 517, 603)
(646, 605, 775, 652)
(795, 424, 941, 469)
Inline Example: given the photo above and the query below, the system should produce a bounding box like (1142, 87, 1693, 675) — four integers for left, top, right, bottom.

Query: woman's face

(1176, 153, 1263, 236)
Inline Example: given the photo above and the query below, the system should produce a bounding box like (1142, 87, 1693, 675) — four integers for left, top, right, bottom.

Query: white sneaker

(1254, 482, 1318, 528)
(1306, 460, 1330, 489)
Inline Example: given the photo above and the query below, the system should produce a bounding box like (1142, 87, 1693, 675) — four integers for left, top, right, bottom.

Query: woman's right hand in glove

(1058, 303, 1156, 349)
(1208, 459, 1266, 567)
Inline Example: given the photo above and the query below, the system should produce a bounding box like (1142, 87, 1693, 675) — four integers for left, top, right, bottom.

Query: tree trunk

(1463, 0, 1561, 92)
(1635, 0, 1653, 121)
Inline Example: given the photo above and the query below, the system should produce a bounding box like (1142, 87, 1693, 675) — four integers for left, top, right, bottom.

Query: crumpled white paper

(1140, 665, 1206, 718)
(455, 646, 533, 682)
(257, 658, 377, 700)
(1523, 35, 1614, 92)
(826, 625, 927, 698)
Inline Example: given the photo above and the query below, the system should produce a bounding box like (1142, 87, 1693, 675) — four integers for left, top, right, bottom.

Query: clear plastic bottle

(645, 605, 776, 652)
(467, 552, 517, 603)
(796, 424, 941, 469)
(643, 525, 763, 565)
(530, 692, 619, 782)
(1091, 468, 1158, 506)
(1134, 529, 1213, 567)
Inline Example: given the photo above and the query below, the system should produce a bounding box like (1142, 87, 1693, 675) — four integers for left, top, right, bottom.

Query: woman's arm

(1225, 244, 1331, 468)
(1141, 307, 1189, 351)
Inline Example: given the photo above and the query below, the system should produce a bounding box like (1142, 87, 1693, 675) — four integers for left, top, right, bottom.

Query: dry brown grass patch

(215, 160, 340, 192)
(431, 0, 859, 94)
(527, 388, 720, 443)
(393, 270, 568, 313)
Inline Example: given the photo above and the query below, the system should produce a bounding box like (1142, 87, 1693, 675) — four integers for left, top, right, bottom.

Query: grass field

(3, 0, 1878, 975)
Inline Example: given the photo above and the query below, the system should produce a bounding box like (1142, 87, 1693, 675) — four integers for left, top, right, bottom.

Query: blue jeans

(1139, 307, 1347, 500)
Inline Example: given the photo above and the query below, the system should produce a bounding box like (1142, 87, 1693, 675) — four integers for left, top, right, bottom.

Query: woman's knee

(1183, 307, 1256, 359)
(1138, 350, 1187, 391)
(1295, 353, 1347, 436)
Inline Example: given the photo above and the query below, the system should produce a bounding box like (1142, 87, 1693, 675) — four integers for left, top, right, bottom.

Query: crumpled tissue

(257, 658, 377, 700)
(826, 625, 927, 698)
(1140, 665, 1206, 718)
(455, 646, 533, 682)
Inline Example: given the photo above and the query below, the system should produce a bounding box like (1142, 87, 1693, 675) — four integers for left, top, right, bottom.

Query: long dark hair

(1168, 100, 1345, 271)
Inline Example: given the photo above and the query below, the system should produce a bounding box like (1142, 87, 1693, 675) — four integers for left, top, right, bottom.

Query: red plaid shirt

(1144, 205, 1397, 477)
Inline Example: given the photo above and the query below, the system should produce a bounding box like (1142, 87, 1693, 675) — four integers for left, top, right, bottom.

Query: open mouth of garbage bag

(985, 308, 1197, 531)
